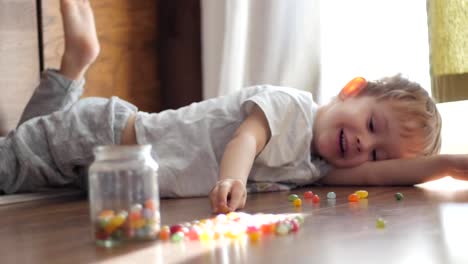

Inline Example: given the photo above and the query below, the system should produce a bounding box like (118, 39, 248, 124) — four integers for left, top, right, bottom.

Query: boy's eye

(369, 117, 375, 132)
(372, 150, 377, 161)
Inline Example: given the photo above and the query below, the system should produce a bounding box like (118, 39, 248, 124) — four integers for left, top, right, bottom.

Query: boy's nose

(356, 136, 374, 153)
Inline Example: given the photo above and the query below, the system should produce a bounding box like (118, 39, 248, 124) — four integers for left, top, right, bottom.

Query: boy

(2, 0, 468, 214)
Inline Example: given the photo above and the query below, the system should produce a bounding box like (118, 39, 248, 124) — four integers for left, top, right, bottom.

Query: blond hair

(360, 75, 441, 156)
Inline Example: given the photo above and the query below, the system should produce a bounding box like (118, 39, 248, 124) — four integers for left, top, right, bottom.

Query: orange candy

(145, 199, 157, 210)
(159, 226, 170, 240)
(348, 193, 359, 202)
(343, 77, 367, 96)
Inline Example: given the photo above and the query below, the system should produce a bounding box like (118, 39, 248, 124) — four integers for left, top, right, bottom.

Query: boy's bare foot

(59, 0, 100, 80)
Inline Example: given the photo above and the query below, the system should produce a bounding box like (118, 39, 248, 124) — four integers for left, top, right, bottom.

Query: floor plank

(0, 186, 467, 263)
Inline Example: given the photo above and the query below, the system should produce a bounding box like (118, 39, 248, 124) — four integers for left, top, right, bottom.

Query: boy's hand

(445, 154, 468, 181)
(209, 179, 247, 213)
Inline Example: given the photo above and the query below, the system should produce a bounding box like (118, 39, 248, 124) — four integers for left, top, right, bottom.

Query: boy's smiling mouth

(339, 128, 347, 158)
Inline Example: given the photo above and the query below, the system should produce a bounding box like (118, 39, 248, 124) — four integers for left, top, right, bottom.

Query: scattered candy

(293, 198, 302, 207)
(170, 224, 184, 234)
(247, 226, 261, 242)
(159, 212, 304, 244)
(290, 219, 300, 233)
(395, 192, 404, 201)
(288, 194, 299, 201)
(348, 193, 359, 202)
(376, 218, 386, 229)
(275, 223, 289, 236)
(295, 214, 305, 225)
(304, 191, 314, 199)
(171, 231, 185, 242)
(355, 190, 368, 199)
(326, 192, 336, 199)
(159, 225, 170, 240)
(312, 194, 320, 203)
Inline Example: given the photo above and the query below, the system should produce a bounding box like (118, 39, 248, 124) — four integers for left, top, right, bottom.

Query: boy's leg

(0, 97, 137, 194)
(18, 0, 100, 125)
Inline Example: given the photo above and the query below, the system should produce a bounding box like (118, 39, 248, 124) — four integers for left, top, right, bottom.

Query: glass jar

(88, 145, 160, 247)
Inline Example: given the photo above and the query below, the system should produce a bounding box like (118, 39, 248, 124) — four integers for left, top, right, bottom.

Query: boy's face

(313, 95, 408, 168)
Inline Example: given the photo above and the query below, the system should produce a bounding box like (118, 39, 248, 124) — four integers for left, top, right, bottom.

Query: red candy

(290, 219, 300, 232)
(304, 191, 314, 199)
(187, 227, 201, 240)
(170, 224, 184, 234)
(312, 194, 320, 203)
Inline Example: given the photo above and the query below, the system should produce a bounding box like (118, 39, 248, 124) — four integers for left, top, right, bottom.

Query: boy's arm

(319, 154, 468, 186)
(210, 105, 271, 213)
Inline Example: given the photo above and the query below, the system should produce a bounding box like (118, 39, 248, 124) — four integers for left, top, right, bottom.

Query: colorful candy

(247, 226, 261, 242)
(376, 218, 386, 229)
(171, 232, 185, 242)
(159, 212, 304, 244)
(348, 193, 359, 202)
(288, 194, 299, 201)
(170, 224, 184, 234)
(275, 223, 289, 236)
(326, 192, 336, 199)
(295, 214, 305, 225)
(355, 190, 368, 199)
(312, 194, 320, 203)
(304, 191, 314, 199)
(293, 198, 302, 207)
(159, 225, 170, 240)
(395, 192, 404, 201)
(94, 199, 160, 246)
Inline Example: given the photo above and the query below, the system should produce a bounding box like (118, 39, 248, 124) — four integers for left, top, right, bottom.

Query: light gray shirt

(135, 85, 330, 197)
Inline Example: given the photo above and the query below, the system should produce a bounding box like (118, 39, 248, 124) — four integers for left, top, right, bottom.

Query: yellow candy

(226, 212, 239, 221)
(199, 229, 214, 241)
(355, 190, 368, 199)
(248, 231, 261, 242)
(293, 198, 302, 207)
(105, 214, 126, 234)
(130, 219, 146, 229)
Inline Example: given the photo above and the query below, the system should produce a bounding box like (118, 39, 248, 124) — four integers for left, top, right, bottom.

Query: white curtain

(202, 0, 431, 104)
(319, 0, 431, 103)
(201, 0, 321, 99)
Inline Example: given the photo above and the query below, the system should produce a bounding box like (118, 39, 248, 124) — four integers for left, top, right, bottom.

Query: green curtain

(428, 0, 468, 103)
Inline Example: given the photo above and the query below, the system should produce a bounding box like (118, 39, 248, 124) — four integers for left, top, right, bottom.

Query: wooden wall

(0, 0, 202, 136)
(42, 0, 161, 113)
(0, 0, 40, 134)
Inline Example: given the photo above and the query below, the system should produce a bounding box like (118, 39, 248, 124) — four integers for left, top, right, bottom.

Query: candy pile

(94, 199, 160, 245)
(160, 212, 304, 243)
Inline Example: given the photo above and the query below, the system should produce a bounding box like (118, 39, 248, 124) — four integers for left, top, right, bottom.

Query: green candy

(376, 218, 386, 229)
(275, 224, 289, 236)
(171, 232, 184, 243)
(288, 194, 299, 202)
(111, 229, 123, 240)
(295, 215, 305, 225)
(395, 192, 404, 201)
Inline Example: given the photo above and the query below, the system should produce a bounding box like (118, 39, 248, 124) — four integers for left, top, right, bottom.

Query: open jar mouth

(93, 144, 152, 161)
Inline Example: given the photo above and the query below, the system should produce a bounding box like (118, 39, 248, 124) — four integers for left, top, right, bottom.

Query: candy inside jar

(88, 145, 160, 247)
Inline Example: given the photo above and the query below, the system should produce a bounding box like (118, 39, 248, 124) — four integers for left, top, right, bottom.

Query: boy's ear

(338, 77, 367, 100)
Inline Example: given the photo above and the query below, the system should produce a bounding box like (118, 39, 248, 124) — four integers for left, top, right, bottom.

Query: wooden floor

(1, 186, 467, 264)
